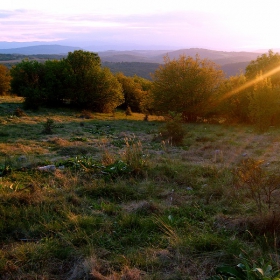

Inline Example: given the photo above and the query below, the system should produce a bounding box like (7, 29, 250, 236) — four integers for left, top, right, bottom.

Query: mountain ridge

(0, 44, 272, 77)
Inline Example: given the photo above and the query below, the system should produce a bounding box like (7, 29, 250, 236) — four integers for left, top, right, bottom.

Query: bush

(159, 112, 186, 145)
(233, 158, 280, 214)
(13, 107, 26, 117)
(249, 74, 280, 133)
(125, 106, 133, 116)
(42, 118, 55, 134)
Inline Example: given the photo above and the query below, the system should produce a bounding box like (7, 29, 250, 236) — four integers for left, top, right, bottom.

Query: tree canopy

(151, 55, 224, 121)
(245, 50, 280, 87)
(10, 50, 124, 112)
(0, 64, 11, 95)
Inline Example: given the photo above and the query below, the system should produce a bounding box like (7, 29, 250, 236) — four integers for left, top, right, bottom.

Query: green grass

(1, 96, 280, 279)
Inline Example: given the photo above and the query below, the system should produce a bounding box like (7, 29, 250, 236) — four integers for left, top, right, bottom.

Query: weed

(125, 106, 133, 116)
(42, 118, 55, 134)
(234, 158, 280, 214)
(122, 137, 148, 176)
(159, 112, 186, 145)
(13, 107, 26, 117)
(80, 109, 94, 119)
(207, 252, 280, 280)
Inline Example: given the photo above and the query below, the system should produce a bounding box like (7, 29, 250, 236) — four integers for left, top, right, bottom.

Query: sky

(1, 0, 280, 51)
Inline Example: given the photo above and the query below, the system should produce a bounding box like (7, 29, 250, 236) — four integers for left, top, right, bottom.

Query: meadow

(1, 96, 280, 279)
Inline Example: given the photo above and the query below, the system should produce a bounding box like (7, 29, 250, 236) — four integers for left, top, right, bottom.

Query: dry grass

(2, 97, 280, 279)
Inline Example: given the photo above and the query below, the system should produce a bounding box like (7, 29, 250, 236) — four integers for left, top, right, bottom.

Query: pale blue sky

(1, 0, 280, 51)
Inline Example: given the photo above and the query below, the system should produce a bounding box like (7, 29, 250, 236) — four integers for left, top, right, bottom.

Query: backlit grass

(1, 96, 280, 279)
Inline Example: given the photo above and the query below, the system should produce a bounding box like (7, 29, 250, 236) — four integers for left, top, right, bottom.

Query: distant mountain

(0, 44, 82, 55)
(98, 50, 170, 63)
(99, 48, 263, 78)
(0, 45, 266, 78)
(102, 61, 160, 80)
(220, 61, 250, 77)
(98, 48, 261, 65)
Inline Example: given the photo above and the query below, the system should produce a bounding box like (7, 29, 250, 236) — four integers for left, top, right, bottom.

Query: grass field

(1, 96, 280, 279)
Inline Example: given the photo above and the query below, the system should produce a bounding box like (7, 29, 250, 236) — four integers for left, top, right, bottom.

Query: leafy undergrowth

(1, 97, 280, 279)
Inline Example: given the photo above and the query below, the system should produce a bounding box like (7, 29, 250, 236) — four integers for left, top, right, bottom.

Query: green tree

(151, 55, 224, 122)
(42, 59, 71, 106)
(64, 50, 123, 112)
(86, 67, 124, 113)
(249, 73, 280, 132)
(216, 74, 250, 123)
(116, 73, 146, 112)
(10, 60, 45, 109)
(245, 50, 280, 87)
(0, 64, 11, 95)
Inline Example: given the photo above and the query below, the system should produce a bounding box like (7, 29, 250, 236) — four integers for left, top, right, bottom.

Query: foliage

(217, 74, 250, 123)
(10, 60, 45, 109)
(121, 137, 148, 175)
(0, 64, 11, 95)
(116, 72, 149, 112)
(88, 66, 124, 113)
(13, 107, 26, 117)
(246, 50, 280, 87)
(41, 59, 71, 106)
(10, 51, 124, 112)
(125, 106, 133, 116)
(151, 54, 224, 122)
(208, 253, 280, 280)
(159, 112, 186, 145)
(233, 158, 280, 214)
(248, 74, 280, 133)
(42, 118, 55, 134)
(61, 51, 123, 112)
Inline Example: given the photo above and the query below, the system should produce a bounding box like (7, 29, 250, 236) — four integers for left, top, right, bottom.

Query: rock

(18, 155, 27, 162)
(38, 165, 56, 172)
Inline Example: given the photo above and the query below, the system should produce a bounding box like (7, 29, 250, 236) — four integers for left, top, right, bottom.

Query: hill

(0, 44, 82, 55)
(0, 45, 264, 77)
(102, 61, 160, 79)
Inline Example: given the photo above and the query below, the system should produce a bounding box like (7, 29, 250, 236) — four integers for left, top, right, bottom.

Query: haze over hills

(0, 44, 82, 55)
(0, 43, 275, 77)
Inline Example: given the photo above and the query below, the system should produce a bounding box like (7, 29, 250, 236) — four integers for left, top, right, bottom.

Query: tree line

(1, 49, 280, 132)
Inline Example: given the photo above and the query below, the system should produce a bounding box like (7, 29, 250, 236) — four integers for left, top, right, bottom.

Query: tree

(245, 50, 280, 87)
(151, 55, 224, 122)
(84, 67, 124, 113)
(249, 73, 280, 132)
(0, 64, 11, 95)
(64, 50, 123, 112)
(42, 59, 71, 106)
(216, 74, 250, 123)
(10, 60, 45, 109)
(9, 51, 123, 112)
(116, 73, 146, 112)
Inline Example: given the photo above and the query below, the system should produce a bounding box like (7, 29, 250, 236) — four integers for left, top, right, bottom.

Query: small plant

(42, 118, 55, 134)
(122, 137, 147, 175)
(160, 112, 186, 145)
(13, 107, 26, 117)
(234, 158, 280, 214)
(125, 106, 133, 116)
(207, 253, 280, 280)
(80, 110, 94, 119)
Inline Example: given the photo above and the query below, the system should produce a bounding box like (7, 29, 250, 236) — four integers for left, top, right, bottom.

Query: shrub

(42, 118, 55, 134)
(80, 110, 94, 119)
(125, 106, 133, 116)
(233, 158, 280, 214)
(249, 74, 280, 133)
(13, 107, 26, 117)
(159, 112, 186, 145)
